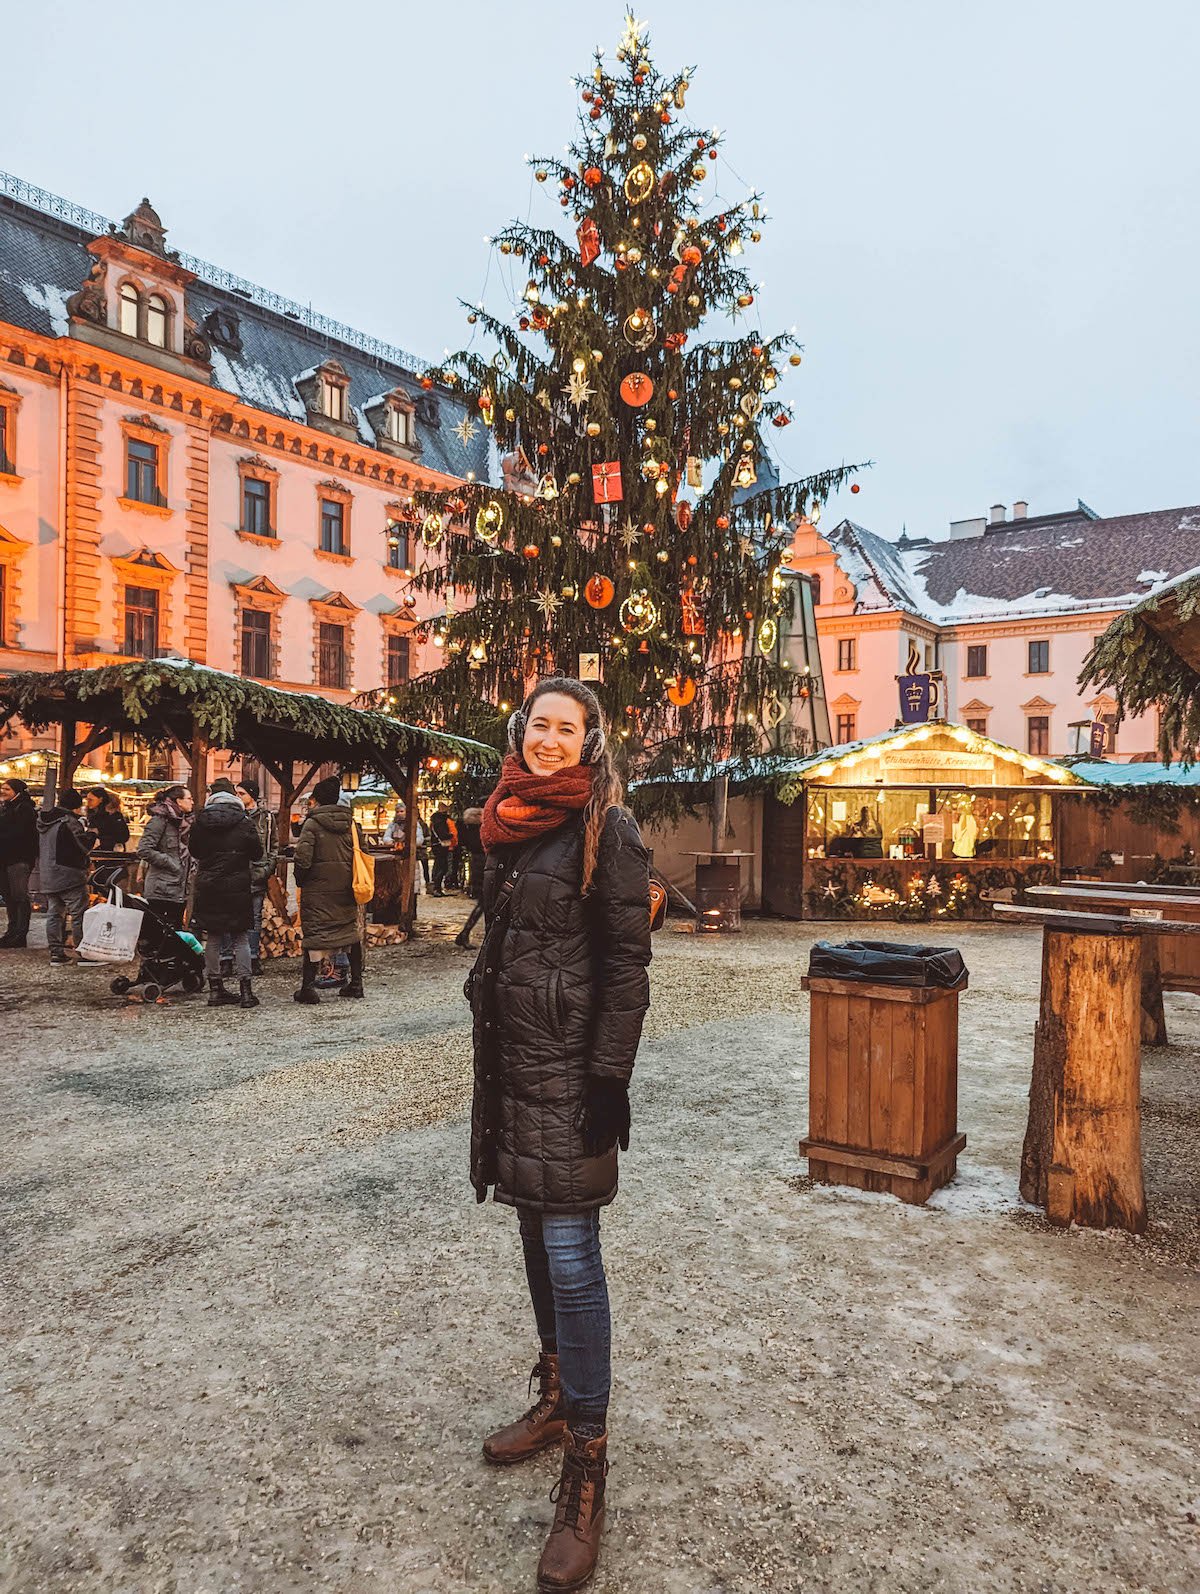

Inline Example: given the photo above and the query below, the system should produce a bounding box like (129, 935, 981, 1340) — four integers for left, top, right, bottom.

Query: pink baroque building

(791, 498, 1200, 759)
(0, 175, 487, 777)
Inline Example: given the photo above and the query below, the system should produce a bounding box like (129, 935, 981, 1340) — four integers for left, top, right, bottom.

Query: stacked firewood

(366, 923, 407, 947)
(260, 892, 303, 959)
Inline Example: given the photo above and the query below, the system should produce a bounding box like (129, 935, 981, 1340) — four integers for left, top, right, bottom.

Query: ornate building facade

(792, 499, 1200, 758)
(0, 175, 487, 779)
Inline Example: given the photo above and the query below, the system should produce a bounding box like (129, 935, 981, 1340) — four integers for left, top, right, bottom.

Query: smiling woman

(465, 674, 651, 1587)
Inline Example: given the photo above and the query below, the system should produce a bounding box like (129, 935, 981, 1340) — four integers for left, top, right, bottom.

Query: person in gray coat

(136, 785, 194, 929)
(36, 788, 95, 965)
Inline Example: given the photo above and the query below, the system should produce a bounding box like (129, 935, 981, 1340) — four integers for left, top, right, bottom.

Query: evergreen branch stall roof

(0, 659, 499, 771)
(1081, 566, 1200, 765)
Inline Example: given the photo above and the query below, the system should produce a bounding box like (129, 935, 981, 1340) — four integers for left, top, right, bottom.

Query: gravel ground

(1, 903, 1198, 1594)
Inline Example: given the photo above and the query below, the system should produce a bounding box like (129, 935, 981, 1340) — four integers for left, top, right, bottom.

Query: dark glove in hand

(575, 1077, 631, 1156)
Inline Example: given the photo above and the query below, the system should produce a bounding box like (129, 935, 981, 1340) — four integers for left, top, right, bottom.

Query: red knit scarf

(480, 755, 593, 852)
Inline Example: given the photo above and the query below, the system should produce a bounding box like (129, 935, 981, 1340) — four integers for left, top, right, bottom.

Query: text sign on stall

(1090, 720, 1109, 757)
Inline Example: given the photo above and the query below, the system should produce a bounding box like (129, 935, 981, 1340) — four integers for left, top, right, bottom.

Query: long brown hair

(522, 676, 623, 894)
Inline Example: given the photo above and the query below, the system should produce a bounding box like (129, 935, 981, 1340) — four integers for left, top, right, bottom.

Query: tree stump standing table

(993, 902, 1200, 1234)
(1025, 883, 1200, 1047)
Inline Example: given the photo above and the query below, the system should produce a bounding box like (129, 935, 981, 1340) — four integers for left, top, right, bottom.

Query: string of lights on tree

(391, 12, 863, 778)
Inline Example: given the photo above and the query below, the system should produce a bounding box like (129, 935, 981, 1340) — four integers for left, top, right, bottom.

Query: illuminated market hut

(760, 722, 1083, 919)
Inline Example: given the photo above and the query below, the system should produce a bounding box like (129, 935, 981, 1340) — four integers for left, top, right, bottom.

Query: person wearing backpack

(467, 677, 651, 1594)
(292, 775, 365, 1003)
(36, 787, 95, 965)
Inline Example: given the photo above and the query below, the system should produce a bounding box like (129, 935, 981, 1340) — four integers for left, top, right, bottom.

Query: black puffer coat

(188, 795, 262, 933)
(293, 804, 360, 951)
(468, 807, 651, 1214)
(0, 790, 38, 868)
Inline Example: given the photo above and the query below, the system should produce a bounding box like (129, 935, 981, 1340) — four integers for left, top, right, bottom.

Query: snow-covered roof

(0, 180, 490, 485)
(823, 506, 1200, 625)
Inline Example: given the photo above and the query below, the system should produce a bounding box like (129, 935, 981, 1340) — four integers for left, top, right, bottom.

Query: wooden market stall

(0, 659, 497, 932)
(759, 723, 1083, 920)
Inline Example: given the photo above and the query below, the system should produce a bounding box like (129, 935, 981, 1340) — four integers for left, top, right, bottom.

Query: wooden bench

(993, 902, 1200, 1234)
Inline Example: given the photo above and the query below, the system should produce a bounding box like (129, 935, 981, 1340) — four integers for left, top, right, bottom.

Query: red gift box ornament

(681, 584, 705, 637)
(577, 217, 601, 269)
(592, 460, 623, 504)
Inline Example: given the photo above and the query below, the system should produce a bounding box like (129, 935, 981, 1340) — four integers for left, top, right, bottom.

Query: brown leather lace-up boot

(536, 1426, 608, 1592)
(482, 1351, 567, 1466)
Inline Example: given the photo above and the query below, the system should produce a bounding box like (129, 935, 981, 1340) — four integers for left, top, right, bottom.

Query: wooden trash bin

(798, 975, 967, 1204)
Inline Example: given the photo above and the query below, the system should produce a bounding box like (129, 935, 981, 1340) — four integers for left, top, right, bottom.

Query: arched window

(119, 283, 140, 338)
(146, 294, 169, 349)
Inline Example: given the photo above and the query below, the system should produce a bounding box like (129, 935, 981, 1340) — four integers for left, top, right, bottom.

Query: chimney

(1012, 499, 1028, 520)
(989, 502, 1007, 525)
(948, 516, 986, 540)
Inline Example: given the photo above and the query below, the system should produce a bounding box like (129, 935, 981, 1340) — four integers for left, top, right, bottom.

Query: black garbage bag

(807, 940, 968, 990)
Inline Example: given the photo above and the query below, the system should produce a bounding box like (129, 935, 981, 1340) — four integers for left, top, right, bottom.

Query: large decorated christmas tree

(398, 14, 858, 779)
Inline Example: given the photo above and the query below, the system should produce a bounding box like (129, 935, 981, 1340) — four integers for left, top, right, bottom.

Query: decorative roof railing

(0, 168, 428, 376)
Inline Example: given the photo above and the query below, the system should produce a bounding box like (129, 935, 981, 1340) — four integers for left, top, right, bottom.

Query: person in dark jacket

(0, 777, 39, 948)
(218, 778, 277, 975)
(429, 804, 454, 895)
(292, 774, 364, 1003)
(36, 788, 95, 964)
(136, 785, 194, 928)
(188, 777, 262, 1009)
(453, 804, 486, 949)
(83, 787, 130, 851)
(468, 677, 651, 1592)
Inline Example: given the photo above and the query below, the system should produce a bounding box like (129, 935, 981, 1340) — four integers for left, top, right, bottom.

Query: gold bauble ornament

(692, 164, 707, 181)
(789, 353, 802, 367)
(632, 133, 648, 151)
(644, 417, 656, 432)
(717, 421, 729, 435)
(687, 294, 700, 308)
(626, 246, 643, 265)
(474, 501, 503, 543)
(586, 421, 601, 438)
(535, 170, 547, 183)
(741, 438, 755, 451)
(422, 513, 444, 546)
(728, 376, 743, 390)
(500, 241, 512, 255)
(567, 472, 581, 485)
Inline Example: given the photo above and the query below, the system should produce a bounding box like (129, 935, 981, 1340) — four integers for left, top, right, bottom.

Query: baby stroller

(91, 864, 206, 1000)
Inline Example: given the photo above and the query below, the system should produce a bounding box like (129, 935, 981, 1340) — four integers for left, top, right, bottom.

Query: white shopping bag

(78, 888, 144, 963)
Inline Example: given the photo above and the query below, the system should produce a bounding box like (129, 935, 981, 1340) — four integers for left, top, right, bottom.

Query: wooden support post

(1139, 936, 1168, 1048)
(1020, 927, 1147, 1234)
(401, 750, 420, 933)
(59, 718, 77, 796)
(188, 729, 209, 809)
(258, 756, 296, 876)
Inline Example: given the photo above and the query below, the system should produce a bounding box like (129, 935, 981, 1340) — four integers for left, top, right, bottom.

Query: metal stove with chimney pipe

(686, 774, 751, 932)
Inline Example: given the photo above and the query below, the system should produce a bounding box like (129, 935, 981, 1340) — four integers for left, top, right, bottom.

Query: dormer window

(362, 389, 420, 459)
(146, 294, 169, 349)
(387, 405, 412, 446)
(119, 282, 139, 337)
(324, 379, 346, 422)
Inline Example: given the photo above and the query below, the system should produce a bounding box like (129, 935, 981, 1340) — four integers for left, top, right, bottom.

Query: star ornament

(618, 518, 641, 552)
(619, 12, 648, 56)
(564, 370, 595, 408)
(453, 415, 478, 445)
(534, 586, 563, 623)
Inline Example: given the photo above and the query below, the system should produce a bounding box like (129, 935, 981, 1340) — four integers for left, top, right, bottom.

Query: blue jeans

(518, 1209, 611, 1425)
(221, 891, 264, 961)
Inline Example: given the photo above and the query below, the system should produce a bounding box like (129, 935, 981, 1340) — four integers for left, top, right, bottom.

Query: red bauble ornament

(666, 282, 680, 295)
(562, 175, 576, 189)
(716, 514, 730, 530)
(420, 376, 434, 390)
(634, 72, 645, 85)
(667, 388, 678, 401)
(582, 90, 594, 103)
(585, 574, 615, 609)
(583, 166, 603, 187)
(523, 544, 540, 559)
(619, 371, 654, 407)
(681, 245, 702, 267)
(772, 413, 792, 428)
(675, 501, 692, 532)
(589, 105, 603, 120)
(667, 676, 697, 707)
(660, 110, 671, 124)
(850, 483, 861, 493)
(538, 252, 549, 265)
(519, 317, 530, 330)
(537, 442, 549, 455)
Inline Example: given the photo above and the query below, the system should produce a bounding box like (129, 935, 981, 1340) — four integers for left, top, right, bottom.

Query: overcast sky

(7, 0, 1198, 540)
